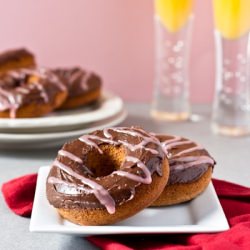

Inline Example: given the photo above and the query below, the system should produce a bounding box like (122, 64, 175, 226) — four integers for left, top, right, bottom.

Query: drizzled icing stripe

(78, 136, 103, 153)
(174, 145, 203, 157)
(113, 156, 152, 184)
(33, 82, 49, 103)
(0, 88, 19, 118)
(159, 135, 215, 167)
(169, 156, 214, 164)
(164, 140, 193, 150)
(170, 156, 215, 170)
(58, 150, 94, 176)
(78, 135, 118, 154)
(70, 70, 84, 85)
(58, 150, 83, 164)
(161, 136, 182, 148)
(16, 87, 30, 94)
(110, 127, 159, 142)
(117, 140, 159, 154)
(103, 128, 112, 138)
(80, 71, 91, 90)
(53, 159, 115, 214)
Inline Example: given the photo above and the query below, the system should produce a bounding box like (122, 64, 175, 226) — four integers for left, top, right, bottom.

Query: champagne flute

(212, 0, 250, 136)
(151, 0, 194, 121)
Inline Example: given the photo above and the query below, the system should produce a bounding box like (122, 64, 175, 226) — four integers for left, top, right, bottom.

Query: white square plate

(30, 167, 229, 235)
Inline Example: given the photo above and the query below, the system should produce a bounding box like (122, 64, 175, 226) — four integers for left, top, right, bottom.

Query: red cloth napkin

(2, 174, 37, 217)
(2, 175, 250, 250)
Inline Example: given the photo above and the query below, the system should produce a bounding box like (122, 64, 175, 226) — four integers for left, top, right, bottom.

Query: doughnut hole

(85, 144, 126, 177)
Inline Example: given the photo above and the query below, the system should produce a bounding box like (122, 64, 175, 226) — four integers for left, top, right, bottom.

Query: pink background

(0, 0, 215, 103)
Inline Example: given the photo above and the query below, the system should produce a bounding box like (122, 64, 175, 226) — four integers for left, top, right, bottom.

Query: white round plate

(0, 91, 123, 133)
(0, 109, 127, 149)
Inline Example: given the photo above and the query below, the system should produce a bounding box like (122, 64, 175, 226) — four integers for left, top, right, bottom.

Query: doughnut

(151, 134, 215, 206)
(0, 68, 68, 118)
(0, 48, 36, 74)
(46, 127, 169, 225)
(53, 67, 102, 109)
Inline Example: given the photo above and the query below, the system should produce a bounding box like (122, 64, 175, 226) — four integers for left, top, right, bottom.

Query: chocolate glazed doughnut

(151, 134, 215, 206)
(46, 127, 169, 225)
(0, 48, 36, 74)
(53, 67, 102, 109)
(0, 68, 67, 118)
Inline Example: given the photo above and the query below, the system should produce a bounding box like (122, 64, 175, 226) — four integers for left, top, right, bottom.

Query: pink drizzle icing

(174, 145, 203, 157)
(78, 135, 117, 154)
(113, 156, 152, 184)
(170, 156, 215, 170)
(0, 87, 19, 118)
(160, 135, 215, 168)
(58, 149, 94, 176)
(33, 82, 49, 103)
(79, 71, 91, 91)
(16, 87, 30, 94)
(58, 150, 83, 164)
(69, 69, 84, 85)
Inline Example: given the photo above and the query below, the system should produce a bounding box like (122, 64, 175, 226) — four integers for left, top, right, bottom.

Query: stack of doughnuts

(0, 48, 102, 118)
(46, 126, 215, 226)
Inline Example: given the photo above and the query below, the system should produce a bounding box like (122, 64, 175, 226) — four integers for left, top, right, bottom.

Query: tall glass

(212, 0, 250, 136)
(151, 0, 194, 121)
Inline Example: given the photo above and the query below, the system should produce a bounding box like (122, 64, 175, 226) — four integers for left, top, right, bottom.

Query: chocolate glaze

(46, 127, 165, 214)
(0, 68, 66, 118)
(155, 134, 215, 184)
(53, 67, 101, 98)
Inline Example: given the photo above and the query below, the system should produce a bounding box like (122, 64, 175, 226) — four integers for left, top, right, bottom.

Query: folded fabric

(2, 175, 250, 250)
(2, 174, 37, 217)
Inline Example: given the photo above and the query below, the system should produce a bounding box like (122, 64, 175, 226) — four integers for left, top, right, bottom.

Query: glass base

(212, 123, 250, 136)
(151, 110, 189, 121)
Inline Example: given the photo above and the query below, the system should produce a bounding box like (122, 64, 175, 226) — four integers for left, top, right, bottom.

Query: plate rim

(30, 166, 230, 235)
(0, 110, 127, 141)
(0, 91, 123, 129)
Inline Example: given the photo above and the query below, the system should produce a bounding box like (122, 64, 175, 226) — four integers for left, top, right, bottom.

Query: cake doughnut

(46, 127, 169, 225)
(0, 68, 67, 118)
(0, 48, 36, 74)
(151, 134, 215, 206)
(53, 67, 102, 109)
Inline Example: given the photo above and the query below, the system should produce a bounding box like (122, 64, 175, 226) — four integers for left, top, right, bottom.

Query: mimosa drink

(151, 0, 194, 121)
(212, 0, 250, 136)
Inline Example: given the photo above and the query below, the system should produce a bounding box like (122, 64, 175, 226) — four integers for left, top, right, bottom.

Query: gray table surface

(1, 103, 249, 250)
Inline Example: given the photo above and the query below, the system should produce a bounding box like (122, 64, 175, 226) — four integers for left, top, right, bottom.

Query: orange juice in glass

(212, 0, 250, 136)
(151, 0, 194, 121)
